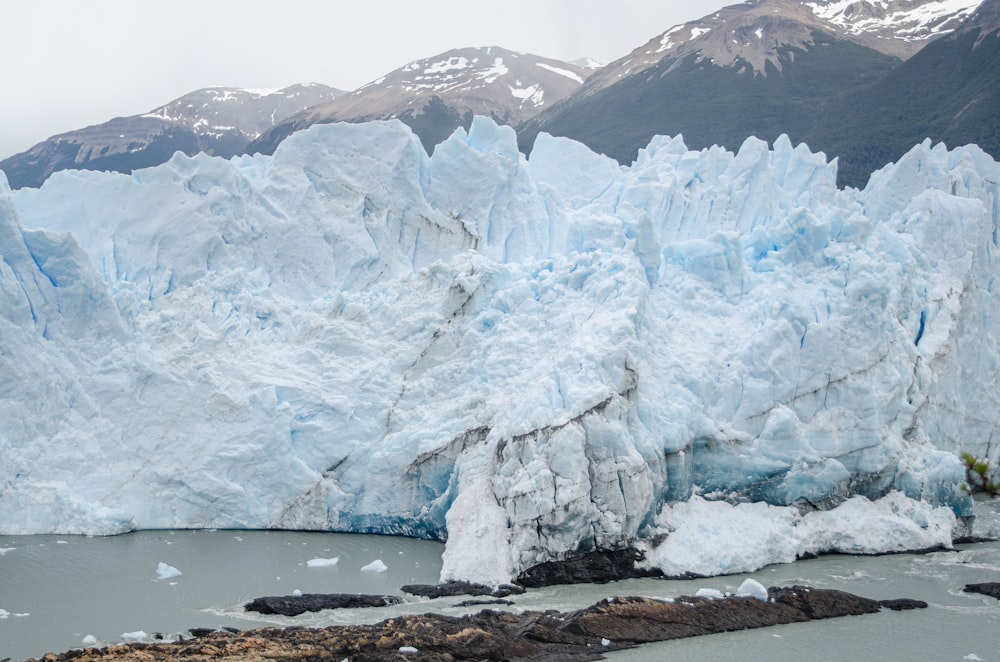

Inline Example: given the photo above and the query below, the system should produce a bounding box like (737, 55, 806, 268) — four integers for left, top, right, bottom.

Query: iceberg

(2, 117, 998, 581)
(306, 557, 339, 568)
(155, 562, 182, 580)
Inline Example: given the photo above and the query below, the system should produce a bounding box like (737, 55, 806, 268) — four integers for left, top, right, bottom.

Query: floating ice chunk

(601, 638, 611, 646)
(0, 548, 15, 555)
(694, 588, 726, 599)
(361, 559, 388, 573)
(306, 557, 339, 567)
(399, 646, 419, 654)
(737, 578, 769, 602)
(0, 609, 28, 618)
(292, 589, 302, 596)
(155, 562, 181, 580)
(121, 630, 148, 642)
(82, 634, 98, 646)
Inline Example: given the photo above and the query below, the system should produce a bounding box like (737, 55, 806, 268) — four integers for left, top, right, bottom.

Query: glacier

(2, 117, 999, 583)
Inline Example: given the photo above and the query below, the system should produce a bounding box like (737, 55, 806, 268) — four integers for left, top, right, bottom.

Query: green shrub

(960, 452, 1000, 497)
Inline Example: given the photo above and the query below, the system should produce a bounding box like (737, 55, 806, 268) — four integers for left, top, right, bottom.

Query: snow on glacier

(2, 116, 999, 582)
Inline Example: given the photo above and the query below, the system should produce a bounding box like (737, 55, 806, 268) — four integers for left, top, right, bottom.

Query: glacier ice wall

(2, 117, 999, 581)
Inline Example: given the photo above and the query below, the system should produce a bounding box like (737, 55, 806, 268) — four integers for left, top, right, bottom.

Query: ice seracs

(2, 116, 998, 583)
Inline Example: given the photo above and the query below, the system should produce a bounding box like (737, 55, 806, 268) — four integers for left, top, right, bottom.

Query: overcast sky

(0, 0, 731, 159)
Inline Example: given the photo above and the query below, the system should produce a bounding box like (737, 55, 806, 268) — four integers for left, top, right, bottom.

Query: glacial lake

(2, 501, 999, 661)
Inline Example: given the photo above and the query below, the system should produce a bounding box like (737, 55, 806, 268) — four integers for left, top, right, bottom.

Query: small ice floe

(0, 609, 29, 618)
(0, 547, 15, 555)
(736, 578, 769, 602)
(56, 540, 69, 544)
(399, 646, 418, 654)
(292, 589, 303, 597)
(601, 638, 611, 647)
(360, 559, 388, 573)
(121, 630, 148, 642)
(155, 562, 182, 580)
(306, 557, 339, 567)
(82, 634, 98, 646)
(964, 655, 982, 661)
(694, 588, 726, 599)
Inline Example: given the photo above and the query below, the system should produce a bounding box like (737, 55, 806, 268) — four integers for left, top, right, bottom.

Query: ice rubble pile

(2, 117, 999, 582)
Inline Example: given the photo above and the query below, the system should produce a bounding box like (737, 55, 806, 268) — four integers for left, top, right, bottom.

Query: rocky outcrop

(516, 548, 665, 587)
(964, 582, 1000, 600)
(29, 585, 925, 661)
(401, 581, 525, 599)
(243, 593, 402, 616)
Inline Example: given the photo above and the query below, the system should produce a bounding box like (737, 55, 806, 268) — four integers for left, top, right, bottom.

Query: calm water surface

(2, 502, 999, 661)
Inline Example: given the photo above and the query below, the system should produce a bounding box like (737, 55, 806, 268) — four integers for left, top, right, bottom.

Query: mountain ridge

(247, 46, 594, 155)
(0, 84, 341, 189)
(569, 0, 981, 103)
(518, 0, 995, 189)
(1, 0, 990, 190)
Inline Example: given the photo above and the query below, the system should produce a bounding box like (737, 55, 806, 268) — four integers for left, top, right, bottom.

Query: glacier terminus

(2, 117, 998, 584)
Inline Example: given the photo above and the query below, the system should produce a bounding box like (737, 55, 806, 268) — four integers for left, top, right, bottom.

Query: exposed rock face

(516, 548, 665, 587)
(29, 586, 925, 661)
(243, 593, 402, 616)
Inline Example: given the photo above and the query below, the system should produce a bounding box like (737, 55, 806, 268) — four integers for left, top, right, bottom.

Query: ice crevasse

(2, 117, 998, 583)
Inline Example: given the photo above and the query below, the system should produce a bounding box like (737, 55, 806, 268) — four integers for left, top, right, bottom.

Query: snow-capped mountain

(140, 84, 342, 139)
(518, 0, 993, 188)
(0, 84, 341, 189)
(805, 0, 982, 54)
(248, 47, 594, 155)
(580, 0, 981, 92)
(964, 0, 1000, 34)
(3, 117, 998, 583)
(803, 0, 1000, 186)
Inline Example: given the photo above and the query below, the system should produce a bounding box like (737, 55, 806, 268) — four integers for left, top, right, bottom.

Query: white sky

(0, 0, 730, 159)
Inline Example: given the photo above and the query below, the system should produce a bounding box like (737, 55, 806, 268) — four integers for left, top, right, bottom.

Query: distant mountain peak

(249, 46, 589, 156)
(139, 84, 341, 140)
(336, 46, 589, 117)
(804, 0, 982, 51)
(569, 0, 982, 104)
(0, 83, 342, 189)
(569, 56, 604, 70)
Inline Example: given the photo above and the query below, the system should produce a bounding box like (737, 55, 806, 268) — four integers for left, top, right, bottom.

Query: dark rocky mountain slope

(517, 0, 992, 189)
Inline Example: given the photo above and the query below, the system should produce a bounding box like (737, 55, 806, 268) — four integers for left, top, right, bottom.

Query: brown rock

(26, 585, 925, 662)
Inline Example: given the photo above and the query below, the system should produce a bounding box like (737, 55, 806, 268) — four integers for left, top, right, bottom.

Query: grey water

(2, 503, 999, 662)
